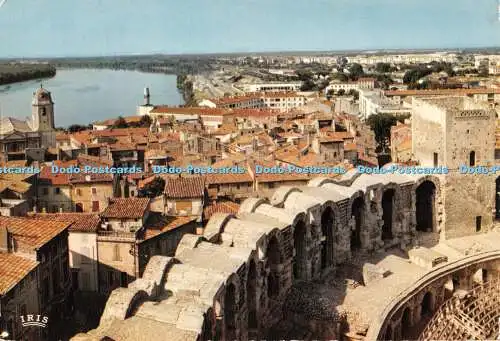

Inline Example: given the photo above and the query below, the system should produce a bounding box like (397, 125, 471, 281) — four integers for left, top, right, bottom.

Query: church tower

(31, 84, 55, 132)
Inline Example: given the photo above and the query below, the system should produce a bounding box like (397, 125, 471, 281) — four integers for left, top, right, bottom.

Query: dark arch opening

(201, 308, 214, 341)
(401, 307, 411, 339)
(469, 151, 476, 166)
(247, 259, 258, 335)
(420, 292, 433, 318)
(351, 197, 365, 250)
(267, 236, 281, 298)
(293, 220, 307, 280)
(384, 325, 392, 341)
(321, 207, 335, 270)
(382, 189, 395, 241)
(416, 181, 436, 232)
(496, 177, 500, 220)
(224, 283, 237, 341)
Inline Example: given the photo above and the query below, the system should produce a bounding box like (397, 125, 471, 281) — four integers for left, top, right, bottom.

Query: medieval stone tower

(31, 85, 56, 147)
(412, 96, 496, 239)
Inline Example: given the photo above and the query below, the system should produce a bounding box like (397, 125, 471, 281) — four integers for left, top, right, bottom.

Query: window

(112, 244, 121, 261)
(76, 189, 82, 196)
(54, 187, 60, 195)
(469, 151, 476, 167)
(433, 152, 438, 167)
(476, 216, 482, 232)
(91, 187, 97, 195)
(130, 191, 135, 197)
(92, 201, 99, 212)
(42, 187, 49, 195)
(41, 107, 46, 116)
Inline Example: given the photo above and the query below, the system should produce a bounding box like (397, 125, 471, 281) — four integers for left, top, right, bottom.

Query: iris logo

(19, 314, 48, 328)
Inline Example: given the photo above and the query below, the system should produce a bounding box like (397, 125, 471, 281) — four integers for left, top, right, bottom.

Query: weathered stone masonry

(72, 170, 458, 341)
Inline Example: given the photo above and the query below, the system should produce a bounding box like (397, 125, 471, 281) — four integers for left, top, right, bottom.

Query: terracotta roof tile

(0, 253, 39, 295)
(102, 198, 150, 219)
(29, 213, 101, 233)
(164, 177, 205, 198)
(143, 214, 197, 240)
(0, 216, 70, 250)
(206, 172, 253, 185)
(203, 201, 240, 221)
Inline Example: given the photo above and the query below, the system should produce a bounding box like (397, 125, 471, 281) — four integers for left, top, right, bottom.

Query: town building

(0, 216, 71, 341)
(0, 86, 57, 162)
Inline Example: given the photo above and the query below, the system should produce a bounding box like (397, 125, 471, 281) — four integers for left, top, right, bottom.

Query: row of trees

(0, 63, 56, 85)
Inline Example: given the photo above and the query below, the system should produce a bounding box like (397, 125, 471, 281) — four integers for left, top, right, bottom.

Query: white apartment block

(240, 82, 303, 92)
(359, 89, 411, 120)
(200, 92, 307, 112)
(347, 53, 457, 66)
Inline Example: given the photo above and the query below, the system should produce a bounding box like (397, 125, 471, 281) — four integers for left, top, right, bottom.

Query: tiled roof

(29, 213, 101, 233)
(206, 172, 253, 185)
(150, 106, 230, 116)
(0, 253, 39, 295)
(203, 201, 240, 221)
(164, 177, 205, 198)
(142, 214, 197, 240)
(39, 160, 78, 186)
(101, 198, 150, 219)
(0, 216, 70, 250)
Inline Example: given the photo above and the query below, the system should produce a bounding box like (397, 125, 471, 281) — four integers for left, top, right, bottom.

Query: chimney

(0, 226, 9, 252)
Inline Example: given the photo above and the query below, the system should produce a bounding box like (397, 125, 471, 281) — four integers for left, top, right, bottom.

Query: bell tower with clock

(31, 84, 56, 147)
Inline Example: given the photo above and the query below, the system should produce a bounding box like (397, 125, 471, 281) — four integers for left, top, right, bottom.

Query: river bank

(0, 63, 56, 86)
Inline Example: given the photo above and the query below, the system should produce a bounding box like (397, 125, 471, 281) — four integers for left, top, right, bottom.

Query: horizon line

(1, 45, 500, 60)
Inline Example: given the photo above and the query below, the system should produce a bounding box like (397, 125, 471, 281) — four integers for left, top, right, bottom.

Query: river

(0, 69, 183, 127)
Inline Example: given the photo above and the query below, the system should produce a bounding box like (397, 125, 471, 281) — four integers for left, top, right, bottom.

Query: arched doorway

(293, 220, 307, 280)
(247, 259, 258, 337)
(401, 307, 411, 339)
(224, 283, 237, 341)
(382, 189, 395, 241)
(267, 236, 281, 298)
(75, 203, 83, 212)
(420, 292, 433, 319)
(320, 207, 335, 270)
(416, 181, 436, 232)
(351, 197, 365, 250)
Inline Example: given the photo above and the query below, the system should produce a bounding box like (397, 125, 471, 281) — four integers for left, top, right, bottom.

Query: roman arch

(71, 172, 500, 341)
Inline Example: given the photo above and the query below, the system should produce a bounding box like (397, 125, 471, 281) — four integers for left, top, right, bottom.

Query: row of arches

(202, 177, 440, 341)
(384, 267, 491, 341)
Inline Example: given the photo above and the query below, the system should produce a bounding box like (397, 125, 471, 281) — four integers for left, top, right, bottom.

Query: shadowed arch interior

(382, 189, 395, 240)
(266, 236, 281, 298)
(321, 207, 335, 269)
(224, 283, 237, 340)
(293, 220, 307, 280)
(416, 181, 436, 232)
(351, 197, 365, 250)
(247, 259, 258, 334)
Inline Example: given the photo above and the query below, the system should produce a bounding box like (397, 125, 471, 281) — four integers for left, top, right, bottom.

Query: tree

(300, 79, 316, 91)
(337, 89, 346, 96)
(332, 72, 349, 82)
(347, 89, 359, 100)
(348, 63, 364, 80)
(367, 113, 410, 151)
(375, 62, 392, 73)
(112, 116, 128, 129)
(139, 177, 166, 198)
(139, 115, 152, 127)
(67, 124, 89, 133)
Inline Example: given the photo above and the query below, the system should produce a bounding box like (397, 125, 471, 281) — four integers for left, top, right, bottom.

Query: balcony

(97, 230, 137, 241)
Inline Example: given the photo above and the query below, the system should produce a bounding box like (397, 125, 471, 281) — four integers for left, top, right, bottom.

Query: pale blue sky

(0, 0, 499, 57)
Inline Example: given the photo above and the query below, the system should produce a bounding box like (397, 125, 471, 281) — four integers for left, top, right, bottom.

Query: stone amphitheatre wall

(72, 171, 490, 341)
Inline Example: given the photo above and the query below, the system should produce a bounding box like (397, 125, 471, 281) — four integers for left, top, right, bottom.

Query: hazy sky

(0, 0, 499, 57)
